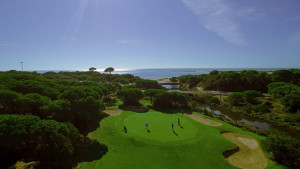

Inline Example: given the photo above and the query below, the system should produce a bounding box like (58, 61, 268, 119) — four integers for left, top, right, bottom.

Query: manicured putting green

(124, 111, 198, 141)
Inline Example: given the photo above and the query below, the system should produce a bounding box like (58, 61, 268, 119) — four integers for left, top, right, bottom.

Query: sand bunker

(237, 137, 258, 150)
(184, 113, 222, 126)
(222, 132, 268, 169)
(103, 109, 122, 116)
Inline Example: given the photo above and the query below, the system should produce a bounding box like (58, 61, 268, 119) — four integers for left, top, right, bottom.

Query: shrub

(262, 134, 300, 167)
(143, 89, 165, 104)
(179, 84, 189, 91)
(153, 92, 173, 109)
(112, 78, 130, 85)
(169, 77, 177, 82)
(281, 93, 300, 113)
(263, 101, 272, 106)
(243, 90, 259, 104)
(169, 91, 190, 108)
(193, 93, 212, 104)
(267, 82, 290, 94)
(285, 111, 300, 122)
(0, 115, 77, 168)
(252, 104, 269, 113)
(153, 91, 189, 109)
(208, 97, 220, 105)
(227, 92, 244, 106)
(117, 88, 143, 105)
(135, 79, 162, 89)
(267, 82, 300, 113)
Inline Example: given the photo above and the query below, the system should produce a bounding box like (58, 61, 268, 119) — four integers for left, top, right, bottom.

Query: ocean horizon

(26, 68, 294, 79)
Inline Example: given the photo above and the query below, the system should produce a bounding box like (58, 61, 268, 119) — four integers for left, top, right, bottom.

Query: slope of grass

(124, 111, 198, 142)
(77, 108, 286, 169)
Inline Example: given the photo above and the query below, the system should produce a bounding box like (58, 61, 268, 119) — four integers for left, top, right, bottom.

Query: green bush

(143, 89, 165, 104)
(135, 79, 162, 89)
(281, 93, 300, 113)
(112, 78, 130, 85)
(117, 88, 143, 105)
(267, 82, 300, 113)
(169, 77, 177, 82)
(243, 90, 259, 104)
(193, 93, 212, 104)
(263, 101, 272, 106)
(227, 92, 244, 106)
(153, 92, 173, 109)
(262, 134, 300, 167)
(0, 115, 76, 168)
(153, 91, 189, 109)
(179, 84, 189, 91)
(208, 97, 220, 105)
(285, 111, 300, 122)
(252, 104, 269, 113)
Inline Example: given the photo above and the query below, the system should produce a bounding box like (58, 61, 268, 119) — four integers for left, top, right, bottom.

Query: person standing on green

(145, 121, 148, 129)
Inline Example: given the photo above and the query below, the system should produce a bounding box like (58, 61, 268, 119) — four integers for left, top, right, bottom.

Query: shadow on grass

(0, 150, 21, 169)
(76, 139, 108, 163)
(172, 129, 178, 136)
(119, 104, 149, 113)
(147, 105, 192, 114)
(77, 112, 109, 137)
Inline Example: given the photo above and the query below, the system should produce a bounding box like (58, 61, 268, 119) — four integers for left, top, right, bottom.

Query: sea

(36, 68, 284, 79)
(113, 68, 282, 79)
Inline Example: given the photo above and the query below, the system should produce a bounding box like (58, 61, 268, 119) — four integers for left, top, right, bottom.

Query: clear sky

(1, 0, 300, 71)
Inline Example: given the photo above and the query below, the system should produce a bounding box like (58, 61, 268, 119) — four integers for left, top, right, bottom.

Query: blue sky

(1, 0, 300, 71)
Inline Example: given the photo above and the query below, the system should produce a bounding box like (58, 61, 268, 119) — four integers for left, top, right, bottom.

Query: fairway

(77, 109, 286, 169)
(124, 112, 198, 141)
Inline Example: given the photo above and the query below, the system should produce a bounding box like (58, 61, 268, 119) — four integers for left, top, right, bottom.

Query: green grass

(104, 100, 123, 109)
(77, 109, 286, 169)
(139, 99, 151, 105)
(124, 111, 198, 142)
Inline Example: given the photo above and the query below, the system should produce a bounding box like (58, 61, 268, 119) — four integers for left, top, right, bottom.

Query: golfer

(172, 123, 174, 130)
(145, 121, 148, 129)
(178, 118, 180, 126)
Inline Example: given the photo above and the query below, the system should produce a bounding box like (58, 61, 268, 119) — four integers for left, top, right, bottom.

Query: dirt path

(222, 132, 268, 169)
(103, 108, 122, 116)
(184, 113, 222, 126)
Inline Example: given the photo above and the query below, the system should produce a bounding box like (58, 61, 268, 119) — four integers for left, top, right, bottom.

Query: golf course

(77, 101, 286, 169)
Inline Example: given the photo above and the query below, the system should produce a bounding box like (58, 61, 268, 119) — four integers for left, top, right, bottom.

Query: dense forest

(0, 69, 188, 168)
(176, 69, 300, 114)
(177, 69, 300, 92)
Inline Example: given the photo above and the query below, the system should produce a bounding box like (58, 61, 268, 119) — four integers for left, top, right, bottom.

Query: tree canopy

(0, 115, 77, 168)
(177, 69, 300, 93)
(104, 67, 114, 74)
(227, 92, 245, 106)
(263, 134, 300, 167)
(89, 67, 96, 71)
(117, 88, 143, 105)
(267, 82, 300, 113)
